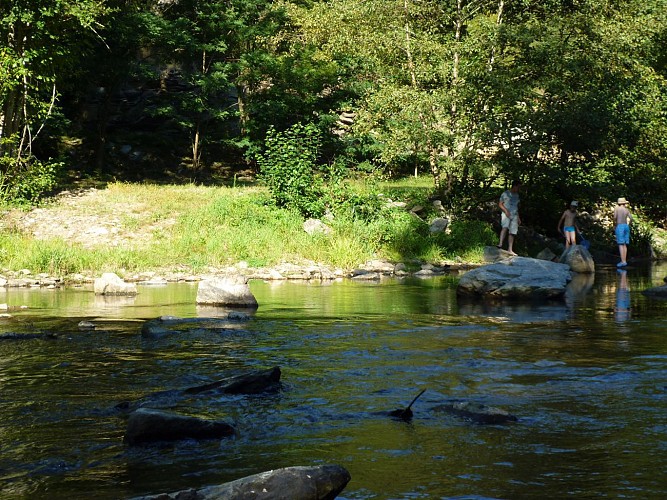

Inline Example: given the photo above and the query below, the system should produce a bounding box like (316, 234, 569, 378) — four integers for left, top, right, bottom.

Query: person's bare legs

(507, 234, 517, 255)
(498, 227, 508, 249)
(565, 232, 576, 248)
(618, 243, 627, 265)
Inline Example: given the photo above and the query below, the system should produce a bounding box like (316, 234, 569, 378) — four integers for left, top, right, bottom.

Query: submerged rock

(140, 315, 243, 339)
(124, 408, 235, 445)
(128, 464, 352, 500)
(434, 401, 518, 424)
(115, 367, 282, 412)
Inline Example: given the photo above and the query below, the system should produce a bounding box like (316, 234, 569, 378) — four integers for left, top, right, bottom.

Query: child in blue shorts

(614, 197, 633, 267)
(557, 201, 581, 249)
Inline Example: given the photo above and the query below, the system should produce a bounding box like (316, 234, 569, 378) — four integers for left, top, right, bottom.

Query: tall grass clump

(169, 190, 316, 268)
(0, 235, 85, 275)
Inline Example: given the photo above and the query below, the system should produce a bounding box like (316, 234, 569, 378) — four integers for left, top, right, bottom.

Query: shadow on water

(0, 263, 666, 499)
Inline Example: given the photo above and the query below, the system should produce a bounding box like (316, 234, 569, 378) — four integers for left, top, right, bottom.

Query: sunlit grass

(0, 180, 493, 277)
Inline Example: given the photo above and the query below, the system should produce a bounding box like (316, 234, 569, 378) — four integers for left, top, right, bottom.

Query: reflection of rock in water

(565, 273, 595, 304)
(457, 300, 570, 323)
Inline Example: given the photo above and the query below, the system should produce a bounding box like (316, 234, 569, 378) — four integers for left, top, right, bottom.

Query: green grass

(0, 179, 495, 277)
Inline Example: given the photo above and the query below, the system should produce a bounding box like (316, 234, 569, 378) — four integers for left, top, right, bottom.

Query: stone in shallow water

(124, 408, 235, 445)
(456, 256, 571, 299)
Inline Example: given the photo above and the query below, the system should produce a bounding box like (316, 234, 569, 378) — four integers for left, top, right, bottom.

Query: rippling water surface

(1, 263, 666, 499)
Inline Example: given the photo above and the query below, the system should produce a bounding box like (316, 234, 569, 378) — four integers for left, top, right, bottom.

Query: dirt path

(1, 188, 173, 249)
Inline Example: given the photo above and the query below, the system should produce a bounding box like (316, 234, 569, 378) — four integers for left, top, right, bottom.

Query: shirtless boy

(614, 197, 633, 267)
(557, 201, 580, 248)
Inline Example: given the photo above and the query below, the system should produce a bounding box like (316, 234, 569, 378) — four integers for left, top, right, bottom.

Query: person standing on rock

(557, 201, 581, 249)
(497, 180, 521, 256)
(614, 197, 633, 267)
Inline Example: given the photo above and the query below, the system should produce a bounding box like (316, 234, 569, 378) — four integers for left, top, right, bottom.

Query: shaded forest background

(1, 0, 666, 237)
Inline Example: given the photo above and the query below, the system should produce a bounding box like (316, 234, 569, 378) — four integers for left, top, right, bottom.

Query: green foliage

(0, 156, 61, 204)
(255, 122, 327, 217)
(629, 217, 656, 258)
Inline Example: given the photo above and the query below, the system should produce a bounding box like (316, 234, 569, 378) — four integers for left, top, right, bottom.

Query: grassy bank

(0, 180, 496, 277)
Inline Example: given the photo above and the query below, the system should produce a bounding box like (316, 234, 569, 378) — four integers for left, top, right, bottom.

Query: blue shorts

(615, 224, 630, 245)
(564, 226, 575, 233)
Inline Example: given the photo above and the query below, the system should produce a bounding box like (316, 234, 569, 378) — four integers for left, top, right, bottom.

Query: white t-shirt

(500, 190, 520, 216)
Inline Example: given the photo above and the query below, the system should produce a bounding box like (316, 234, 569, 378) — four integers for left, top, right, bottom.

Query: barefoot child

(557, 201, 581, 248)
(614, 197, 633, 267)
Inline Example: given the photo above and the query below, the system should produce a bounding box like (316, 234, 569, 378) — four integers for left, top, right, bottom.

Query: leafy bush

(0, 156, 62, 204)
(255, 123, 326, 217)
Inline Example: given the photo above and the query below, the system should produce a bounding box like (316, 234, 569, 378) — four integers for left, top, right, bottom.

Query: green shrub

(0, 156, 62, 204)
(255, 123, 326, 217)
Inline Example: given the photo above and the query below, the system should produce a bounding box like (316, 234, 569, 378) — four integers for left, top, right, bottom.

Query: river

(1, 263, 666, 499)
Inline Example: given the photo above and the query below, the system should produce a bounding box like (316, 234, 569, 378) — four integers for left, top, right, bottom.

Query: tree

(289, 0, 510, 199)
(0, 0, 109, 200)
(149, 0, 287, 171)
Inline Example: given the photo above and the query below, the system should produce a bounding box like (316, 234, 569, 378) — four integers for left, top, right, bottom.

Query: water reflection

(457, 272, 595, 323)
(457, 299, 571, 323)
(615, 269, 631, 322)
(566, 272, 595, 298)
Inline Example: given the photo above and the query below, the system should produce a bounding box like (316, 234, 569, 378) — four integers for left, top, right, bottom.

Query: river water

(1, 263, 666, 499)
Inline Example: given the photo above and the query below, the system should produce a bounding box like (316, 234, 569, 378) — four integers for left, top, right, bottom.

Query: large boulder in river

(196, 275, 258, 308)
(558, 245, 595, 273)
(457, 257, 571, 299)
(128, 464, 352, 500)
(94, 272, 137, 295)
(124, 408, 235, 445)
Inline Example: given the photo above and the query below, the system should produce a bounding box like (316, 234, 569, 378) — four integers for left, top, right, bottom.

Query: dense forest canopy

(1, 0, 666, 226)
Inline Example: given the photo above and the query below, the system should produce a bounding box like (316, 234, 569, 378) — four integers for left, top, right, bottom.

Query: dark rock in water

(184, 366, 282, 395)
(114, 367, 282, 413)
(642, 284, 667, 298)
(127, 464, 351, 500)
(124, 408, 235, 445)
(434, 401, 517, 424)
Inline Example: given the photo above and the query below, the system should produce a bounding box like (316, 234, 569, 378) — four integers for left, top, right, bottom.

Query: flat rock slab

(128, 464, 352, 500)
(457, 256, 571, 299)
